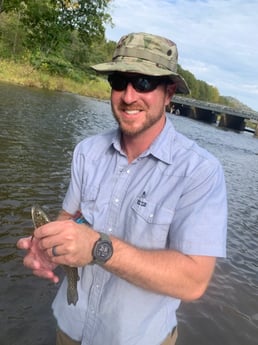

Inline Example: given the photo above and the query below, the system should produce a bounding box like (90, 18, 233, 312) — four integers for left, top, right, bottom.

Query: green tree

(1, 0, 112, 55)
(0, 0, 22, 13)
(0, 10, 26, 57)
(57, 0, 112, 44)
(178, 65, 197, 97)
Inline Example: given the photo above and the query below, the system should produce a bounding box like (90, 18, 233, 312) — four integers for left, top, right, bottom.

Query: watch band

(99, 232, 111, 242)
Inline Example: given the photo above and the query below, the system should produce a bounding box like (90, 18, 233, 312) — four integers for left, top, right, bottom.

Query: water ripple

(1, 83, 258, 344)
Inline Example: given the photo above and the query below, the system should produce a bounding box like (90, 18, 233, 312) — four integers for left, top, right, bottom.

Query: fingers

(23, 247, 59, 283)
(49, 245, 66, 258)
(34, 220, 74, 251)
(22, 249, 58, 282)
(32, 269, 59, 284)
(34, 220, 77, 253)
(17, 235, 59, 283)
(32, 220, 95, 267)
(34, 219, 80, 240)
(34, 220, 64, 239)
(47, 244, 76, 266)
(16, 236, 33, 250)
(33, 222, 63, 255)
(52, 245, 59, 257)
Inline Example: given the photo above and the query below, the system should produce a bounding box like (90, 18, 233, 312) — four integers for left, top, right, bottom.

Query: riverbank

(0, 59, 111, 99)
(1, 59, 257, 133)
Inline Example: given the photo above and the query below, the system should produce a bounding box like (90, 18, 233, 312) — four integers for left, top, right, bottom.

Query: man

(17, 32, 227, 345)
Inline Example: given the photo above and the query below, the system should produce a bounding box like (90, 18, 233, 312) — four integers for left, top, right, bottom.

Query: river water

(0, 82, 257, 345)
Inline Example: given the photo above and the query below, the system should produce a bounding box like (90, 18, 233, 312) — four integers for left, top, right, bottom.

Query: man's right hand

(17, 236, 59, 283)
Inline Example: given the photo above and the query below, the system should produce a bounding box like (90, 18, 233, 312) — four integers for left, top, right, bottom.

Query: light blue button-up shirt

(52, 116, 227, 345)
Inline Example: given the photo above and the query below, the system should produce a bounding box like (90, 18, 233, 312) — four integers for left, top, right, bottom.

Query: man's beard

(111, 105, 164, 137)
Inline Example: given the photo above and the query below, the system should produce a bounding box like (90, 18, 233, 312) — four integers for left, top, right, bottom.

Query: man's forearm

(55, 210, 216, 300)
(105, 236, 216, 301)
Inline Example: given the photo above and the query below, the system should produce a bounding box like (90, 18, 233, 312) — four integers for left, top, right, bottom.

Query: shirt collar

(111, 115, 176, 164)
(147, 116, 175, 165)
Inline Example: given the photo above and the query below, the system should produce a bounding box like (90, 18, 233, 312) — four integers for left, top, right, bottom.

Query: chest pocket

(81, 185, 99, 226)
(129, 199, 174, 249)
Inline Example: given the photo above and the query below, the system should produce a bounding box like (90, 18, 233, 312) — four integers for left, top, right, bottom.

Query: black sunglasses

(108, 73, 170, 93)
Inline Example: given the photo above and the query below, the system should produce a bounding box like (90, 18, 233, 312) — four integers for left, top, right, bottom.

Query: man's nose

(121, 82, 138, 103)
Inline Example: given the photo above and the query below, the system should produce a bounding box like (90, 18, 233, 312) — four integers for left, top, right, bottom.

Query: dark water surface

(1, 82, 257, 344)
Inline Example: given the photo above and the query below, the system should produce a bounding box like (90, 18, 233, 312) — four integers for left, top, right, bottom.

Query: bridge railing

(172, 96, 258, 121)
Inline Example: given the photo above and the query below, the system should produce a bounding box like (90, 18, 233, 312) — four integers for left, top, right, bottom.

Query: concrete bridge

(169, 95, 258, 137)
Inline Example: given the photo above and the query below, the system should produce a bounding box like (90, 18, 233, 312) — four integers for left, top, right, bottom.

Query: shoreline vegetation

(1, 59, 257, 132)
(1, 1, 255, 115)
(0, 59, 111, 100)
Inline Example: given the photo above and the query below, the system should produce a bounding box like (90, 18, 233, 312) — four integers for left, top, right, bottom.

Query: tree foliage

(0, 0, 112, 54)
(178, 64, 221, 103)
(57, 0, 111, 43)
(0, 1, 235, 106)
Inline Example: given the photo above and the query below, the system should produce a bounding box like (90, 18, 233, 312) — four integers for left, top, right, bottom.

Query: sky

(105, 0, 258, 111)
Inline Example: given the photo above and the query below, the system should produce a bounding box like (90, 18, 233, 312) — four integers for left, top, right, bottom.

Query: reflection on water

(0, 82, 257, 344)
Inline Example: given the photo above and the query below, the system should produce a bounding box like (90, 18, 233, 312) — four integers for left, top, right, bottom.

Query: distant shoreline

(0, 59, 110, 100)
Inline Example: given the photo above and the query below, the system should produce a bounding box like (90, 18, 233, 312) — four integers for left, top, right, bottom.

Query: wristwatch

(92, 232, 113, 265)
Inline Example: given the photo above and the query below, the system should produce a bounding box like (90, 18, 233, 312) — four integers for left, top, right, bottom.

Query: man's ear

(165, 83, 177, 105)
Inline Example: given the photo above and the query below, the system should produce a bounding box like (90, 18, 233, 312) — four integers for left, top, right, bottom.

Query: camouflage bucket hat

(91, 32, 190, 94)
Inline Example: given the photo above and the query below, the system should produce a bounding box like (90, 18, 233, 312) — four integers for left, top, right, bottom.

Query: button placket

(105, 164, 133, 237)
(82, 269, 105, 345)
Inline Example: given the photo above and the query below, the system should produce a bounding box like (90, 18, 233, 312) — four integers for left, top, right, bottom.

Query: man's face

(110, 73, 176, 137)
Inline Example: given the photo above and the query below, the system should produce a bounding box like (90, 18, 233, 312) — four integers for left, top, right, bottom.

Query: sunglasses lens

(134, 77, 156, 92)
(108, 74, 127, 91)
(108, 74, 163, 93)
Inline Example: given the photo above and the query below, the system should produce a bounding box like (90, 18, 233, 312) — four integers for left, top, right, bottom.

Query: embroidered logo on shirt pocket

(132, 199, 174, 225)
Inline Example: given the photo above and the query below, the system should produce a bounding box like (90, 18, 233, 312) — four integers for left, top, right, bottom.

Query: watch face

(94, 240, 113, 262)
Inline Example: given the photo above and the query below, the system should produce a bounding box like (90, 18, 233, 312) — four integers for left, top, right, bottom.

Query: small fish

(31, 205, 79, 305)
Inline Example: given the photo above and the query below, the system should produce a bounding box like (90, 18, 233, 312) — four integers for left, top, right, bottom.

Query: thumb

(17, 236, 32, 250)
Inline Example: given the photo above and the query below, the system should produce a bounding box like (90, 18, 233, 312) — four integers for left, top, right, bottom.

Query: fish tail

(67, 288, 79, 306)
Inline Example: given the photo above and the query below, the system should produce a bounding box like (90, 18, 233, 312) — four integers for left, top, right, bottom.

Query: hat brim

(91, 58, 190, 94)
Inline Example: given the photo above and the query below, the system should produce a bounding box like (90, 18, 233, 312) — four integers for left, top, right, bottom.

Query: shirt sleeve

(62, 142, 85, 215)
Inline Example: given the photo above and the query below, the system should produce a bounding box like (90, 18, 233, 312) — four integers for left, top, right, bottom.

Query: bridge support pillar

(219, 114, 245, 131)
(168, 102, 195, 118)
(255, 124, 258, 138)
(193, 108, 217, 123)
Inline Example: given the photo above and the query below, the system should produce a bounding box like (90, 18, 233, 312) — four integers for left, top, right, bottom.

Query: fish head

(31, 205, 50, 228)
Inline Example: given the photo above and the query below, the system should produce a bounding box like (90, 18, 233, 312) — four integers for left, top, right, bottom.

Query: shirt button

(126, 169, 130, 174)
(114, 198, 119, 204)
(108, 228, 112, 233)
